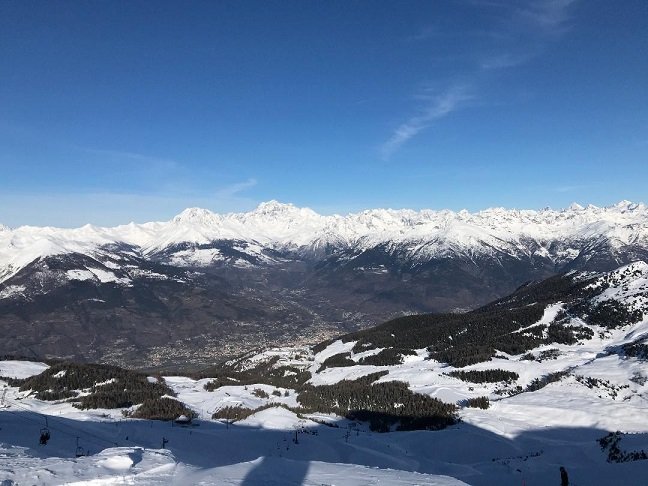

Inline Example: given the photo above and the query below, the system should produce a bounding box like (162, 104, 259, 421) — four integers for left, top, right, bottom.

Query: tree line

(448, 369, 519, 383)
(328, 271, 640, 368)
(8, 362, 192, 420)
(297, 372, 457, 432)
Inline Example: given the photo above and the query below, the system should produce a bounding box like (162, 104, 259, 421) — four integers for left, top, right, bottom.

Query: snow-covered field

(1, 364, 467, 485)
(1, 348, 647, 485)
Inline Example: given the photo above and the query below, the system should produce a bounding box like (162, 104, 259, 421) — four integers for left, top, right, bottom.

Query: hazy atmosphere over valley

(1, 1, 647, 485)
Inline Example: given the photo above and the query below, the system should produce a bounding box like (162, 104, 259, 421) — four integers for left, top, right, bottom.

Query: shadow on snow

(1, 409, 647, 485)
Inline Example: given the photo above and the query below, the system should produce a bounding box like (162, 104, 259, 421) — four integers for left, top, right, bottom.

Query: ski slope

(1, 354, 647, 485)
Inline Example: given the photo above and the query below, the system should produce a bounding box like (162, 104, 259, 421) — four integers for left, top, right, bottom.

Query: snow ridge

(1, 200, 647, 282)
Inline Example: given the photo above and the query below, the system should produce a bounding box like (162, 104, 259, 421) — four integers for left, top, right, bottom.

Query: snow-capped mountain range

(1, 200, 647, 367)
(1, 200, 647, 282)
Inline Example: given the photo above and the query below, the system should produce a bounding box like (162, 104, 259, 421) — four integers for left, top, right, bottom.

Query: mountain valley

(1, 259, 647, 484)
(1, 201, 647, 367)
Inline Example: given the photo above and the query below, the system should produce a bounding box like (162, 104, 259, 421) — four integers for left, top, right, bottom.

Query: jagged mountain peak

(613, 199, 642, 211)
(568, 202, 584, 211)
(172, 207, 221, 225)
(253, 199, 296, 213)
(1, 200, 647, 284)
(248, 200, 321, 221)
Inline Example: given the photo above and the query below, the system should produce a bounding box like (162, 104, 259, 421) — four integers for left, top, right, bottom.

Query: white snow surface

(592, 261, 648, 312)
(0, 360, 49, 379)
(0, 285, 26, 299)
(0, 362, 469, 485)
(2, 199, 648, 282)
(1, 352, 647, 485)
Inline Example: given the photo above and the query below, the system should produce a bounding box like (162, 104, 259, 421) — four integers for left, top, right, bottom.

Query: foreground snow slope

(1, 365, 467, 485)
(0, 386, 645, 485)
(2, 326, 648, 486)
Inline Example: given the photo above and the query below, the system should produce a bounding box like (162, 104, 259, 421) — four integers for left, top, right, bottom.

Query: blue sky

(1, 0, 647, 227)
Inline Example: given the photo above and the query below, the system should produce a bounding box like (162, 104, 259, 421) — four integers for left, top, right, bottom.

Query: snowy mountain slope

(2, 200, 647, 306)
(1, 200, 647, 280)
(1, 262, 648, 484)
(322, 261, 648, 369)
(208, 261, 648, 437)
(1, 201, 648, 368)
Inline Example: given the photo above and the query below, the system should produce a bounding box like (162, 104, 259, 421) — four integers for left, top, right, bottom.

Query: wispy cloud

(480, 52, 533, 70)
(79, 147, 179, 170)
(516, 0, 577, 35)
(215, 178, 258, 198)
(381, 85, 473, 160)
(383, 1, 578, 159)
(403, 26, 437, 43)
(479, 0, 577, 71)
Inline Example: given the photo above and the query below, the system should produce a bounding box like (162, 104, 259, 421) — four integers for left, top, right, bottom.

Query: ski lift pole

(75, 436, 87, 457)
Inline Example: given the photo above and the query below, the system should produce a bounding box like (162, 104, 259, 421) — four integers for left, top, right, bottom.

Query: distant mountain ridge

(0, 200, 647, 367)
(1, 200, 647, 281)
